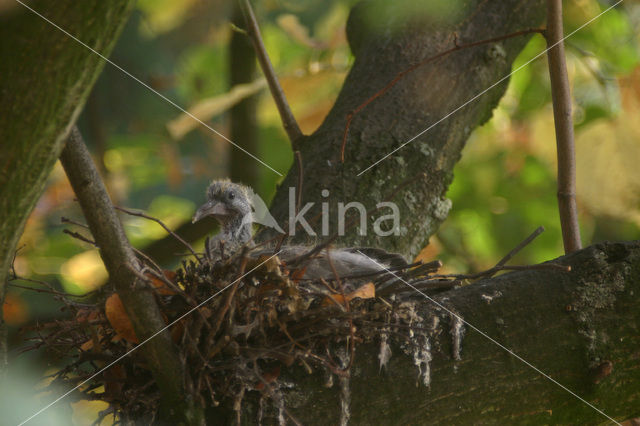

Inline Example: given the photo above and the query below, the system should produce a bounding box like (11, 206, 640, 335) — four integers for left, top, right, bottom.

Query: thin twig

(545, 0, 582, 253)
(239, 0, 303, 145)
(8, 282, 67, 297)
(340, 27, 545, 161)
(434, 227, 570, 281)
(495, 226, 545, 268)
(114, 206, 200, 261)
(63, 229, 97, 246)
(132, 248, 163, 275)
(464, 226, 547, 279)
(61, 216, 89, 229)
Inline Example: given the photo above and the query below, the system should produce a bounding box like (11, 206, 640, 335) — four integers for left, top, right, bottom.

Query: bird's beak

(192, 201, 230, 223)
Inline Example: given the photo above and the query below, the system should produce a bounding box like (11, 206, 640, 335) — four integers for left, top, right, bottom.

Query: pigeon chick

(192, 179, 254, 260)
(192, 179, 407, 281)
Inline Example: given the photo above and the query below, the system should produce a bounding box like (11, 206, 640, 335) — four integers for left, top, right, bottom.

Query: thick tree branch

(0, 0, 135, 377)
(60, 128, 203, 424)
(239, 0, 303, 146)
(257, 241, 640, 424)
(546, 0, 582, 253)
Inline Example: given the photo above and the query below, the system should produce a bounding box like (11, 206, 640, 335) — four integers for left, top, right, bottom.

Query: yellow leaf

(276, 14, 324, 48)
(60, 250, 108, 294)
(167, 78, 267, 140)
(71, 399, 111, 425)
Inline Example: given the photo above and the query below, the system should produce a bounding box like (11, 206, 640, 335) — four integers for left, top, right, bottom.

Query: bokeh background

(4, 1, 640, 423)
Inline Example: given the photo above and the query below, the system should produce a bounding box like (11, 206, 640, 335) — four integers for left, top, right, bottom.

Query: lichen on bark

(264, 0, 546, 259)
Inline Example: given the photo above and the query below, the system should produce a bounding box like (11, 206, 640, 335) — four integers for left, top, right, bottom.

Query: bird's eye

(227, 192, 235, 200)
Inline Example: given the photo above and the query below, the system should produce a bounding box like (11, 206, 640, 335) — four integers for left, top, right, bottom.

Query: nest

(23, 247, 460, 424)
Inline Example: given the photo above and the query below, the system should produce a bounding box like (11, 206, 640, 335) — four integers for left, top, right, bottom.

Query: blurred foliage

(433, 1, 640, 272)
(5, 2, 640, 421)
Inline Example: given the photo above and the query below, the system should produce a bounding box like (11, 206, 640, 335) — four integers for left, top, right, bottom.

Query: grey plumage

(192, 179, 254, 259)
(193, 179, 408, 280)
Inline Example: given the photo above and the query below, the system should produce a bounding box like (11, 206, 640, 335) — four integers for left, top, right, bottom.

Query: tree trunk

(265, 0, 545, 258)
(0, 0, 135, 375)
(252, 241, 640, 424)
(229, 2, 260, 189)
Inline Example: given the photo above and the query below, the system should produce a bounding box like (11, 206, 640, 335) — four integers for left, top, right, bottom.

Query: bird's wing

(344, 247, 408, 269)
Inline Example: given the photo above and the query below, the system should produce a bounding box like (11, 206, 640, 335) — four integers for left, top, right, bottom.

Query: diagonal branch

(239, 0, 303, 146)
(59, 127, 203, 423)
(545, 0, 582, 253)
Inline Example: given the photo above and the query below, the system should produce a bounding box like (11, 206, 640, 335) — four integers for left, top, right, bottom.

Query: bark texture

(265, 0, 545, 258)
(0, 0, 134, 375)
(60, 129, 203, 424)
(254, 241, 640, 424)
(229, 2, 260, 189)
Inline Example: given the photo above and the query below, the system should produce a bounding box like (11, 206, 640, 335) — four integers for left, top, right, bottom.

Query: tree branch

(546, 0, 582, 253)
(60, 127, 203, 424)
(340, 27, 545, 162)
(239, 0, 303, 146)
(266, 241, 640, 424)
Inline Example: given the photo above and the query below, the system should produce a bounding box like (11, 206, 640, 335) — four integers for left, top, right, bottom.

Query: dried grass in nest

(22, 248, 457, 424)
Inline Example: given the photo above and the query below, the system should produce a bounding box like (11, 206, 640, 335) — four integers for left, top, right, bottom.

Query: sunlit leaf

(60, 250, 109, 295)
(277, 14, 324, 48)
(71, 398, 111, 425)
(125, 195, 195, 246)
(137, 0, 199, 35)
(167, 78, 267, 140)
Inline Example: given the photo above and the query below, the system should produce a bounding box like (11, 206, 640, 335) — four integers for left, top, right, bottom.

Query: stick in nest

(434, 226, 571, 281)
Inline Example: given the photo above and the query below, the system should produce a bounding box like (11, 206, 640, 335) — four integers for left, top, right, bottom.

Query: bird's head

(192, 179, 252, 227)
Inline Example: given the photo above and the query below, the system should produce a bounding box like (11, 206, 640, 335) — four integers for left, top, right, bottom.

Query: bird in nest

(192, 179, 408, 281)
